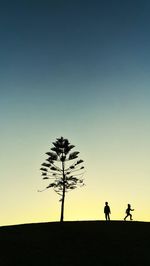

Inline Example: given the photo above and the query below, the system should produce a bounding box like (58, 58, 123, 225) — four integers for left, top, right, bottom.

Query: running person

(124, 204, 134, 221)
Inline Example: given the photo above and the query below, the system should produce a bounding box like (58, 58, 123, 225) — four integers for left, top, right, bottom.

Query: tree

(39, 137, 85, 222)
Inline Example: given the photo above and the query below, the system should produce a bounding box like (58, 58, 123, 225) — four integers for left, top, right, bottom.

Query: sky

(0, 0, 150, 225)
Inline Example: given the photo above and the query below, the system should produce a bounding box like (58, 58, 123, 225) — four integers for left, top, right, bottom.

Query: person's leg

(124, 214, 128, 220)
(130, 214, 133, 220)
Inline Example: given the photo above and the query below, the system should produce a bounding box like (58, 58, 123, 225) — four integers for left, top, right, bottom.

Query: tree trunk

(60, 186, 65, 222)
(60, 161, 65, 222)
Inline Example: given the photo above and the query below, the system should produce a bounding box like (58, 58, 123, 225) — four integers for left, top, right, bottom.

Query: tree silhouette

(39, 137, 85, 222)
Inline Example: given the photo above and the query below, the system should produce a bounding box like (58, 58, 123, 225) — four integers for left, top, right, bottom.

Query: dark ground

(0, 221, 149, 266)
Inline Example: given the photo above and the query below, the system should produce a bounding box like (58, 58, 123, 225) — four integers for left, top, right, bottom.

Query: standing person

(124, 204, 134, 221)
(104, 202, 111, 220)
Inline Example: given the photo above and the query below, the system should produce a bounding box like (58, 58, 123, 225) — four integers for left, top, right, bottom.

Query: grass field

(0, 221, 149, 266)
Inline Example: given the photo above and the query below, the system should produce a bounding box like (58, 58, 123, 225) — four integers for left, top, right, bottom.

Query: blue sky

(1, 0, 150, 225)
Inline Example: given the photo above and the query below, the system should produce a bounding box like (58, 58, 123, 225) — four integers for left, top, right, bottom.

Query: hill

(0, 221, 149, 266)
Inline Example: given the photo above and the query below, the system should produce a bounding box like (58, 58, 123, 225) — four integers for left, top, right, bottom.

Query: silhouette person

(124, 204, 134, 221)
(104, 202, 111, 220)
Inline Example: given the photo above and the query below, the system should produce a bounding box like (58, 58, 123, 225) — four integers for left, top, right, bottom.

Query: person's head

(105, 202, 108, 206)
(128, 204, 131, 207)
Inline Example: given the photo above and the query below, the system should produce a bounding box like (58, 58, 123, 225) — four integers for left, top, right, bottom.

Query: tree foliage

(39, 137, 85, 221)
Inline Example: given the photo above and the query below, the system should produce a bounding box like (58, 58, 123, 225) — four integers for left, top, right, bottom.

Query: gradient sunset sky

(1, 0, 150, 225)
